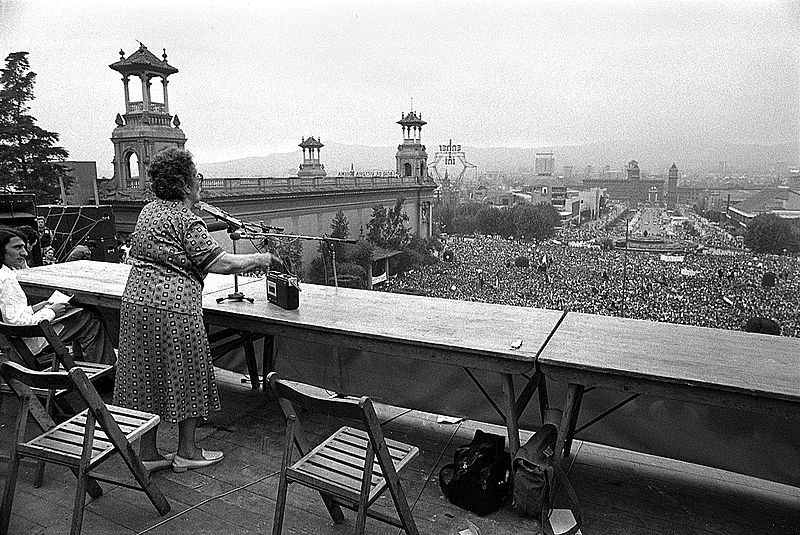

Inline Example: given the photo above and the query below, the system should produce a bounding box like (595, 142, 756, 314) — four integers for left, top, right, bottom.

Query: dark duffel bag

(439, 429, 512, 516)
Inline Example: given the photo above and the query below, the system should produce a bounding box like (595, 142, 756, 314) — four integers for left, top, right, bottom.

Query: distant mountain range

(196, 139, 798, 179)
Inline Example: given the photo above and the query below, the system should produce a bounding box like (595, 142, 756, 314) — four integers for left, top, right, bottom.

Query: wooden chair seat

(288, 426, 418, 506)
(0, 362, 170, 535)
(19, 404, 159, 467)
(268, 372, 420, 535)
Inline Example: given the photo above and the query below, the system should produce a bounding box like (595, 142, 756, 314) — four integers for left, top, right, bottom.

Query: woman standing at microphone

(113, 148, 282, 472)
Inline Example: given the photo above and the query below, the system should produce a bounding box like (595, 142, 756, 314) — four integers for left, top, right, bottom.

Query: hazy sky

(0, 0, 798, 178)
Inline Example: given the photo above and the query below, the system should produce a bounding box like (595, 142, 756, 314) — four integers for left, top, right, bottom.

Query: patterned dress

(113, 200, 225, 424)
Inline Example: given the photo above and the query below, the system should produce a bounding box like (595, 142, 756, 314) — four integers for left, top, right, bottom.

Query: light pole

(621, 214, 630, 318)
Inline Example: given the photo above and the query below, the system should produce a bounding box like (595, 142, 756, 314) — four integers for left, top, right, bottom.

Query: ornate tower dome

(297, 136, 327, 178)
(395, 110, 430, 184)
(109, 43, 186, 191)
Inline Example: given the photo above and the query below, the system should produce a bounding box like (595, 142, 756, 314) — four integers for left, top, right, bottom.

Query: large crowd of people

(383, 205, 800, 337)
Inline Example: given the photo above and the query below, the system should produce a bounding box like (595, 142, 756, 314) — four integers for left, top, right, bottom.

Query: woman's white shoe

(172, 449, 224, 473)
(141, 452, 176, 472)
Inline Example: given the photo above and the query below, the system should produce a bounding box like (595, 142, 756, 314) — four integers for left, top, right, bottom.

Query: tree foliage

(448, 202, 559, 241)
(435, 203, 454, 234)
(328, 210, 350, 259)
(743, 213, 800, 255)
(0, 52, 72, 203)
(309, 209, 376, 287)
(511, 203, 560, 240)
(366, 198, 412, 249)
(264, 236, 303, 276)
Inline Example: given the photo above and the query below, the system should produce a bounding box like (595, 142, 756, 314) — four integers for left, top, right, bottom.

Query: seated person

(14, 225, 40, 268)
(0, 228, 116, 364)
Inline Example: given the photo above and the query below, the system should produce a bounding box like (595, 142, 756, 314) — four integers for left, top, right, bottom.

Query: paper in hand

(48, 290, 73, 304)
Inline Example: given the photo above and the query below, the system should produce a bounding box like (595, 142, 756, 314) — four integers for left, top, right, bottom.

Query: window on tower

(404, 163, 412, 177)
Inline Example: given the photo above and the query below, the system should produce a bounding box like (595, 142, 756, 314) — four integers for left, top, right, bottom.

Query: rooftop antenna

(410, 97, 414, 112)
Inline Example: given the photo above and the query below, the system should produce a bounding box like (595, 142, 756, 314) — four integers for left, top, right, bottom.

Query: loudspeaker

(761, 272, 776, 288)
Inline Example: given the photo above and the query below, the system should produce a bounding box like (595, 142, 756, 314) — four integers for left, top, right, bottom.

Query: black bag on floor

(512, 422, 581, 535)
(438, 429, 511, 516)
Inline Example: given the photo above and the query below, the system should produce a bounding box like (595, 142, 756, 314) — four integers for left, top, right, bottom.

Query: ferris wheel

(429, 139, 477, 190)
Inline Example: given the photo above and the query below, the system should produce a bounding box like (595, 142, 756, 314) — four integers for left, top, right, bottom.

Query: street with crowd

(383, 205, 799, 337)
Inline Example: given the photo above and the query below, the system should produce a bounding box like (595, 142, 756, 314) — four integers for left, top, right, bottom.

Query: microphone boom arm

(196, 201, 355, 242)
(242, 231, 357, 244)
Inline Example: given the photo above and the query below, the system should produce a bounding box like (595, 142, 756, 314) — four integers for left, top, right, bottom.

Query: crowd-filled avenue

(384, 205, 799, 337)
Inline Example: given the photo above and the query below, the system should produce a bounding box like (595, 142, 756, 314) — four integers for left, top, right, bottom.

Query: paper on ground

(550, 509, 582, 534)
(437, 415, 462, 424)
(48, 290, 72, 304)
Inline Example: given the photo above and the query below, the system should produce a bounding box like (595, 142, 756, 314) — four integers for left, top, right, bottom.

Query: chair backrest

(268, 372, 372, 422)
(267, 372, 392, 456)
(0, 359, 76, 434)
(0, 359, 73, 396)
(1, 359, 116, 431)
(0, 319, 74, 370)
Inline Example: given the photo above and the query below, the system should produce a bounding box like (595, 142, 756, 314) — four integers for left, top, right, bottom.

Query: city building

(583, 161, 664, 205)
(727, 187, 800, 227)
(666, 163, 679, 210)
(627, 160, 641, 181)
(535, 152, 555, 176)
(61, 161, 99, 205)
(788, 167, 800, 189)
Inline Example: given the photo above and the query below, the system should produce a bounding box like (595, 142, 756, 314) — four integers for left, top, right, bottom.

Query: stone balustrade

(197, 174, 435, 192)
(127, 101, 166, 114)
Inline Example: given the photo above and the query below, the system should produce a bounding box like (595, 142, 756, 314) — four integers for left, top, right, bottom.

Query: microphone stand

(326, 239, 339, 288)
(216, 228, 254, 304)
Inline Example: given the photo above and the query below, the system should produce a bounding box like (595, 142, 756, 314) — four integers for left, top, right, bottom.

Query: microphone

(196, 201, 250, 230)
(259, 221, 285, 233)
(206, 220, 230, 233)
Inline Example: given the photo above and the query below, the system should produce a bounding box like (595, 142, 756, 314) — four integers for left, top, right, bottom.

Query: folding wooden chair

(0, 319, 116, 487)
(0, 360, 170, 535)
(267, 372, 420, 535)
(0, 318, 115, 407)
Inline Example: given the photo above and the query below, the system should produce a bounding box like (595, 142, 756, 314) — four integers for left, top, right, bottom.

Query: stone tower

(297, 136, 326, 178)
(396, 111, 429, 183)
(109, 43, 186, 191)
(666, 163, 679, 210)
(626, 160, 640, 181)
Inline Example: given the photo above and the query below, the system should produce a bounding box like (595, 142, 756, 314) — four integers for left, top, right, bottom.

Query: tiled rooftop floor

(2, 369, 799, 534)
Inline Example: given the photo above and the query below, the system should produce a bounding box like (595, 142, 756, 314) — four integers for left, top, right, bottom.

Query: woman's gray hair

(148, 148, 197, 201)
